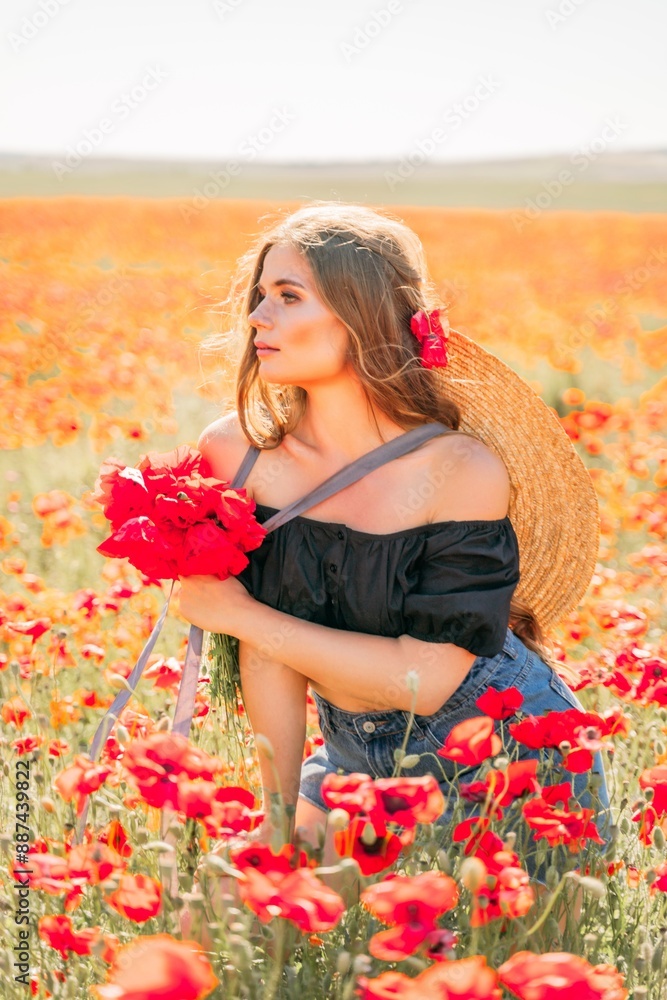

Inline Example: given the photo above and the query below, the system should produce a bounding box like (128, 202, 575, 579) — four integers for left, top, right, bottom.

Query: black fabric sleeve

(402, 518, 521, 657)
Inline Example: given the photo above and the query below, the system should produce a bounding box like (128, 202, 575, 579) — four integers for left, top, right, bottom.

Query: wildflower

(237, 866, 345, 932)
(498, 950, 628, 1000)
(357, 954, 501, 999)
(1, 695, 32, 728)
(229, 842, 314, 873)
(368, 775, 445, 833)
(321, 772, 377, 815)
(437, 716, 502, 767)
(90, 933, 219, 1000)
(4, 617, 52, 641)
(509, 707, 619, 773)
(522, 783, 605, 852)
(469, 862, 535, 927)
(334, 817, 403, 875)
(475, 685, 524, 719)
(360, 871, 459, 961)
(38, 914, 101, 959)
(106, 873, 162, 922)
(54, 754, 112, 815)
(460, 759, 540, 812)
(66, 842, 127, 886)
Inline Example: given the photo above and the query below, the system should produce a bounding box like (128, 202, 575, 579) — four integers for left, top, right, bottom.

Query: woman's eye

(281, 292, 298, 302)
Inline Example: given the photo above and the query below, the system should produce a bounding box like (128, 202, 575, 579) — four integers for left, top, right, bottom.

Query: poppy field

(1, 196, 667, 999)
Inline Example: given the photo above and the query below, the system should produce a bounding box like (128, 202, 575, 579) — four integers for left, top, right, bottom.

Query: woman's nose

(249, 306, 271, 328)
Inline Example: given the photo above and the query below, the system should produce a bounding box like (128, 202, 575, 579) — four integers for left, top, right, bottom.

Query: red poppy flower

(422, 927, 459, 962)
(18, 852, 70, 896)
(359, 955, 502, 999)
(453, 816, 493, 848)
(106, 873, 162, 923)
(38, 914, 101, 959)
(498, 950, 628, 1000)
(638, 765, 667, 814)
(368, 775, 446, 833)
(200, 786, 259, 838)
(12, 735, 44, 755)
(5, 617, 52, 641)
(522, 783, 605, 852)
(54, 755, 113, 815)
(93, 446, 265, 581)
(121, 732, 226, 810)
(237, 866, 345, 932)
(230, 842, 313, 873)
(475, 685, 524, 720)
(509, 707, 619, 773)
(144, 655, 183, 689)
(96, 819, 133, 858)
(67, 842, 127, 886)
(469, 864, 535, 927)
(173, 778, 219, 819)
(356, 970, 415, 999)
(650, 861, 667, 893)
(334, 817, 403, 875)
(321, 772, 376, 816)
(410, 309, 450, 369)
(361, 871, 459, 961)
(460, 759, 540, 811)
(414, 955, 502, 998)
(1, 696, 32, 729)
(437, 716, 502, 767)
(90, 933, 219, 1000)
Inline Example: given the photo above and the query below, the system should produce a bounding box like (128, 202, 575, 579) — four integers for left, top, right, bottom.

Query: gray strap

(231, 444, 261, 488)
(233, 422, 455, 532)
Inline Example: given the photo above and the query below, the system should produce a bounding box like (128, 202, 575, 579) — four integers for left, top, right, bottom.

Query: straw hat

(433, 326, 600, 634)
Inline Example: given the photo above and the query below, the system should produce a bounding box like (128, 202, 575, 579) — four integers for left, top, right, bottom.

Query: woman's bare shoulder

(197, 411, 253, 483)
(427, 431, 511, 521)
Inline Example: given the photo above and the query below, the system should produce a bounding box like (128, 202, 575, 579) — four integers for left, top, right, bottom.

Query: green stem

(264, 918, 287, 1000)
(522, 874, 568, 939)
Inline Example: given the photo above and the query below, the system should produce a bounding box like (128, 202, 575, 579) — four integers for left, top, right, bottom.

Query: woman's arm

(232, 601, 476, 717)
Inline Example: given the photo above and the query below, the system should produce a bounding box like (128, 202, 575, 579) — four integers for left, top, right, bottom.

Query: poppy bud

(327, 808, 350, 832)
(578, 876, 605, 898)
(405, 670, 420, 694)
(545, 865, 561, 889)
(459, 856, 487, 892)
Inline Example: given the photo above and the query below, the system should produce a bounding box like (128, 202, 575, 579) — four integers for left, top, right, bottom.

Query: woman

(177, 201, 610, 883)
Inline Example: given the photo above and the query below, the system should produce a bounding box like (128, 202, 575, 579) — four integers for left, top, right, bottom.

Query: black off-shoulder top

(235, 501, 521, 658)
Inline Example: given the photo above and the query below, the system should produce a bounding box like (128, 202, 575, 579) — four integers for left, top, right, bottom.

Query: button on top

(362, 720, 376, 733)
(329, 563, 337, 572)
(337, 530, 345, 540)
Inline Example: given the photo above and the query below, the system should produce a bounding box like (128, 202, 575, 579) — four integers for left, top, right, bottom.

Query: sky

(2, 0, 666, 165)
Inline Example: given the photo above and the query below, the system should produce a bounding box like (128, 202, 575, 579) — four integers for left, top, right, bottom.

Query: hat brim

(435, 329, 600, 633)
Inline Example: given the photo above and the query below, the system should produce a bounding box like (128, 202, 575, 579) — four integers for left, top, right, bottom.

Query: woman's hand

(173, 573, 255, 636)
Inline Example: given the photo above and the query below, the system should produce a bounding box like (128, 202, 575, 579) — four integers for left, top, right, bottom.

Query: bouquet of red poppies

(91, 445, 266, 580)
(74, 444, 266, 843)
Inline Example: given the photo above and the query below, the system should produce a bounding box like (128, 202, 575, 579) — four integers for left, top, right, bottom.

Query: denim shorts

(300, 627, 612, 881)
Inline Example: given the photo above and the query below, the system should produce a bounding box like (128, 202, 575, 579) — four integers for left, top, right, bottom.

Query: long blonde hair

(200, 200, 552, 664)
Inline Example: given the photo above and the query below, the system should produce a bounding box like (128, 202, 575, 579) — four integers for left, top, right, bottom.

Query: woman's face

(248, 244, 351, 387)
